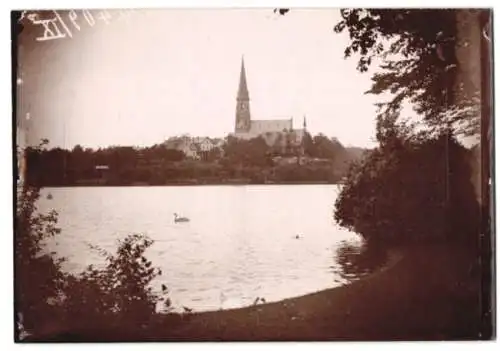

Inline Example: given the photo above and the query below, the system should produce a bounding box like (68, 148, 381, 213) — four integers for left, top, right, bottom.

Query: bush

(15, 187, 66, 336)
(15, 186, 172, 340)
(63, 234, 171, 331)
(334, 134, 480, 247)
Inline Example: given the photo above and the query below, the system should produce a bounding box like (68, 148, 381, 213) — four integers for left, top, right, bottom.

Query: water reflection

(332, 239, 388, 283)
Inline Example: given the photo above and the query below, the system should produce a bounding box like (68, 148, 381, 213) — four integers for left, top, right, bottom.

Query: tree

(15, 187, 66, 336)
(312, 134, 344, 160)
(333, 9, 488, 139)
(205, 147, 222, 162)
(334, 134, 480, 246)
(302, 132, 315, 157)
(223, 136, 271, 167)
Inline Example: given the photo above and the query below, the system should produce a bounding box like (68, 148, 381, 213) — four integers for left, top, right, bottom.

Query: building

(163, 135, 198, 159)
(164, 135, 223, 160)
(193, 137, 217, 153)
(232, 57, 307, 150)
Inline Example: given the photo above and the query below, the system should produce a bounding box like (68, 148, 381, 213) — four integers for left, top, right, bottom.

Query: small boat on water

(174, 213, 190, 223)
(47, 193, 53, 200)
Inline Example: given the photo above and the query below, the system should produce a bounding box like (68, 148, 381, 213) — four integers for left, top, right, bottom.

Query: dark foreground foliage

(334, 134, 480, 247)
(15, 187, 66, 336)
(15, 187, 172, 341)
(333, 9, 488, 138)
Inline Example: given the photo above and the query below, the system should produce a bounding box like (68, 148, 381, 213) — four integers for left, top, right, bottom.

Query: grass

(152, 244, 483, 341)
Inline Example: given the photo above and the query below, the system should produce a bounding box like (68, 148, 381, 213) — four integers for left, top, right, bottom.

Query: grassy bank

(157, 244, 482, 341)
(37, 243, 484, 342)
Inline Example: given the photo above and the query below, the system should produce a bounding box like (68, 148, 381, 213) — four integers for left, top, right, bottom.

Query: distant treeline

(23, 134, 369, 187)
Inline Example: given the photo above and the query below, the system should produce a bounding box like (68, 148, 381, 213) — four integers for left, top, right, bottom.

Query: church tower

(235, 57, 251, 133)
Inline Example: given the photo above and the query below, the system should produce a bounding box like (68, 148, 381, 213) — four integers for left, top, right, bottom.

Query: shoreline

(192, 249, 403, 315)
(28, 244, 482, 341)
(153, 244, 482, 341)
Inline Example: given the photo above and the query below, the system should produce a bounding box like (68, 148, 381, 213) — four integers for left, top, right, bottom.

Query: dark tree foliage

(334, 134, 480, 246)
(333, 9, 485, 138)
(312, 134, 344, 160)
(24, 135, 365, 186)
(25, 143, 186, 186)
(63, 234, 171, 332)
(302, 132, 315, 157)
(204, 147, 222, 162)
(273, 163, 338, 183)
(15, 187, 66, 335)
(223, 136, 273, 167)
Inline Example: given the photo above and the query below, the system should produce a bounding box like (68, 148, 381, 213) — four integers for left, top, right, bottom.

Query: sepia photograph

(13, 7, 494, 342)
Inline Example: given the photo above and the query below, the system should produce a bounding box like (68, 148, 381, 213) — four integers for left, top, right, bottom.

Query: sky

(18, 9, 381, 149)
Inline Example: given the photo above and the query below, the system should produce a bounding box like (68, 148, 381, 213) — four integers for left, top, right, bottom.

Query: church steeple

(303, 115, 307, 129)
(237, 56, 249, 101)
(235, 56, 251, 133)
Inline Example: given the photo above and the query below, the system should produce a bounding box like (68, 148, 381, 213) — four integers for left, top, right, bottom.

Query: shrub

(15, 187, 66, 336)
(15, 186, 172, 340)
(63, 234, 171, 331)
(334, 134, 480, 247)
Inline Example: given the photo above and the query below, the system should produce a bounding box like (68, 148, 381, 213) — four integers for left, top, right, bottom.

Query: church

(232, 57, 306, 149)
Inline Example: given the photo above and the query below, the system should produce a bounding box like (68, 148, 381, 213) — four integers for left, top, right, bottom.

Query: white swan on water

(174, 213, 190, 223)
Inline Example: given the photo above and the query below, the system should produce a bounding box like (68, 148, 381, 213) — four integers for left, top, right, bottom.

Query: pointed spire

(303, 115, 307, 129)
(238, 56, 249, 100)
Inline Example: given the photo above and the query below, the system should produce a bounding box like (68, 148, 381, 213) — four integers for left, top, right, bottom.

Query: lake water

(38, 185, 361, 312)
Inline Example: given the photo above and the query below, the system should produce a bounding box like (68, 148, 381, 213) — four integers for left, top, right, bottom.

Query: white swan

(174, 213, 190, 223)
